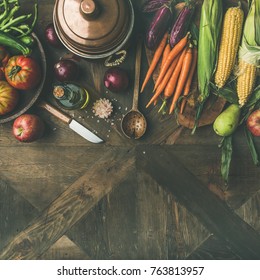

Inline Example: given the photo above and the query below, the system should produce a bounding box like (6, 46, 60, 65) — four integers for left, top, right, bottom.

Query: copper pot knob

(80, 0, 99, 19)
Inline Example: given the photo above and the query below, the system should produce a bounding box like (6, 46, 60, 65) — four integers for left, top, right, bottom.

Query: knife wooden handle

(38, 101, 71, 124)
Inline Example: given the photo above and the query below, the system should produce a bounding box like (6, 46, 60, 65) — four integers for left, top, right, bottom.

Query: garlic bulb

(92, 98, 113, 119)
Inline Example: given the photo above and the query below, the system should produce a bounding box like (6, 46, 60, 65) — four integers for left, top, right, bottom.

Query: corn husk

(197, 0, 223, 103)
(238, 0, 260, 67)
(192, 0, 223, 134)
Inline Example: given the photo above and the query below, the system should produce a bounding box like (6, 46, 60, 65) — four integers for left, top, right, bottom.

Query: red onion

(54, 59, 79, 82)
(103, 67, 129, 93)
(45, 23, 63, 48)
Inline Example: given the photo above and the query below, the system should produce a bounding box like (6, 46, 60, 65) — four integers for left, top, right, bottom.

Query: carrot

(140, 32, 168, 93)
(169, 44, 193, 114)
(162, 47, 187, 108)
(154, 32, 190, 90)
(180, 47, 198, 114)
(154, 53, 180, 95)
(146, 54, 180, 108)
(161, 43, 171, 69)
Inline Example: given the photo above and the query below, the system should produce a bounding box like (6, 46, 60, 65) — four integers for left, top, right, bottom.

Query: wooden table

(0, 0, 260, 260)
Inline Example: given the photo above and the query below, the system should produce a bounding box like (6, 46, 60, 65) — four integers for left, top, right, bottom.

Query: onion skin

(169, 4, 195, 48)
(45, 23, 62, 48)
(145, 5, 173, 50)
(54, 59, 79, 82)
(103, 67, 129, 93)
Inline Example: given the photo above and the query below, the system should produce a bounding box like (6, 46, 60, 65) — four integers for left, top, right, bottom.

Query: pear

(213, 104, 241, 136)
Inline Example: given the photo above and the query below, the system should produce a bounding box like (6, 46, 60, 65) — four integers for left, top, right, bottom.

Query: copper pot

(53, 0, 134, 59)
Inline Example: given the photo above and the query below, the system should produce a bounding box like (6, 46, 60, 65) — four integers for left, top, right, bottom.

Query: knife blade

(38, 101, 103, 143)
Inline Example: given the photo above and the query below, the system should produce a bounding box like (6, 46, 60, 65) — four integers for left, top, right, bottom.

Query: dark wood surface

(0, 0, 259, 260)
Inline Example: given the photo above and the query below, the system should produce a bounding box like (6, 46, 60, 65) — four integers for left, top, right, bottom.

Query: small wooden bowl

(0, 33, 46, 124)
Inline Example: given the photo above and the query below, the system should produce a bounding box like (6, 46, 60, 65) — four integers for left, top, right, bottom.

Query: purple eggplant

(169, 4, 195, 48)
(145, 5, 173, 50)
(142, 0, 171, 13)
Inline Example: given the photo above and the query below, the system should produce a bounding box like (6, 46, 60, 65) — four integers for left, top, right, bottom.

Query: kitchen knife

(38, 101, 103, 143)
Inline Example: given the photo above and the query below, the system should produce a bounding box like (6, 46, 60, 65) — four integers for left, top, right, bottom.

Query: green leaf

(190, 22, 199, 45)
(246, 84, 260, 108)
(220, 136, 233, 184)
(210, 82, 238, 104)
(255, 0, 260, 45)
(244, 126, 259, 166)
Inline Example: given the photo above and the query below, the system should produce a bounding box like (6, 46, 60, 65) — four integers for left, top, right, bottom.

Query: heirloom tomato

(5, 55, 41, 90)
(0, 81, 19, 115)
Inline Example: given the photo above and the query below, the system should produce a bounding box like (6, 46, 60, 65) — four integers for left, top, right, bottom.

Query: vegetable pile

(142, 0, 260, 184)
(142, 0, 197, 114)
(0, 0, 38, 55)
(0, 0, 42, 117)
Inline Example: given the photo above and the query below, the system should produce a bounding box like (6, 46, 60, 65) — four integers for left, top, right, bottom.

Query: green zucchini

(0, 29, 31, 55)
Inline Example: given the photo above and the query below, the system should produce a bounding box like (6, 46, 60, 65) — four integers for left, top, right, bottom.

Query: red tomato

(4, 55, 41, 90)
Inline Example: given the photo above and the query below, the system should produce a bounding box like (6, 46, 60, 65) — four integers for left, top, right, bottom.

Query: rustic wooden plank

(0, 146, 110, 210)
(0, 147, 135, 259)
(187, 236, 240, 260)
(135, 171, 168, 259)
(135, 171, 209, 260)
(0, 179, 38, 251)
(38, 236, 90, 260)
(137, 145, 260, 259)
(68, 160, 210, 260)
(67, 173, 139, 259)
(0, 176, 90, 260)
(236, 189, 260, 233)
(167, 198, 210, 259)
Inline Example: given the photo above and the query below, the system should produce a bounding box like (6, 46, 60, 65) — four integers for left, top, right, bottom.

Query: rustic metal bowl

(53, 0, 135, 59)
(0, 33, 46, 124)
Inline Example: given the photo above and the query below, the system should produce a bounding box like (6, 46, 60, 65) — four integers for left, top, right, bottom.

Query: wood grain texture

(0, 179, 38, 251)
(64, 162, 210, 260)
(187, 235, 240, 260)
(38, 236, 90, 260)
(137, 145, 260, 259)
(0, 148, 135, 259)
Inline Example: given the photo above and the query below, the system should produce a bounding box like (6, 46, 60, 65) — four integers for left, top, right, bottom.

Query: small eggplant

(169, 4, 195, 48)
(145, 5, 173, 50)
(142, 0, 170, 13)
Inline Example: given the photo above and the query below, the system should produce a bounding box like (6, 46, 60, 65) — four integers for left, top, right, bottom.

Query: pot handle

(80, 0, 100, 19)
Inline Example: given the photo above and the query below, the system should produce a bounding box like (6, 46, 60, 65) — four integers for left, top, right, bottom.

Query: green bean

(18, 3, 37, 37)
(0, 0, 18, 7)
(0, 4, 19, 26)
(9, 25, 28, 35)
(0, 14, 31, 31)
(0, 0, 10, 22)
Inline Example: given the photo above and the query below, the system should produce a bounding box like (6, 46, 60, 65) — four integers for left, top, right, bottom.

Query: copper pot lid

(53, 0, 134, 58)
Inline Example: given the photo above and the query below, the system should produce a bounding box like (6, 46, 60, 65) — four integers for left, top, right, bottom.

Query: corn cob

(237, 60, 257, 106)
(214, 5, 244, 88)
(236, 0, 260, 107)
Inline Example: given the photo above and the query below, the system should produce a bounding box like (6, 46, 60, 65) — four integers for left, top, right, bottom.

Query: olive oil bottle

(53, 83, 89, 110)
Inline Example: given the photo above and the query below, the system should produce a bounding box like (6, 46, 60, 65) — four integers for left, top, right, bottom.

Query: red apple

(13, 114, 45, 142)
(247, 109, 260, 137)
(0, 81, 19, 115)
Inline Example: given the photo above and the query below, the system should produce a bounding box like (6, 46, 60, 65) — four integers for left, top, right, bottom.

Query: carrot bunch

(141, 32, 197, 114)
